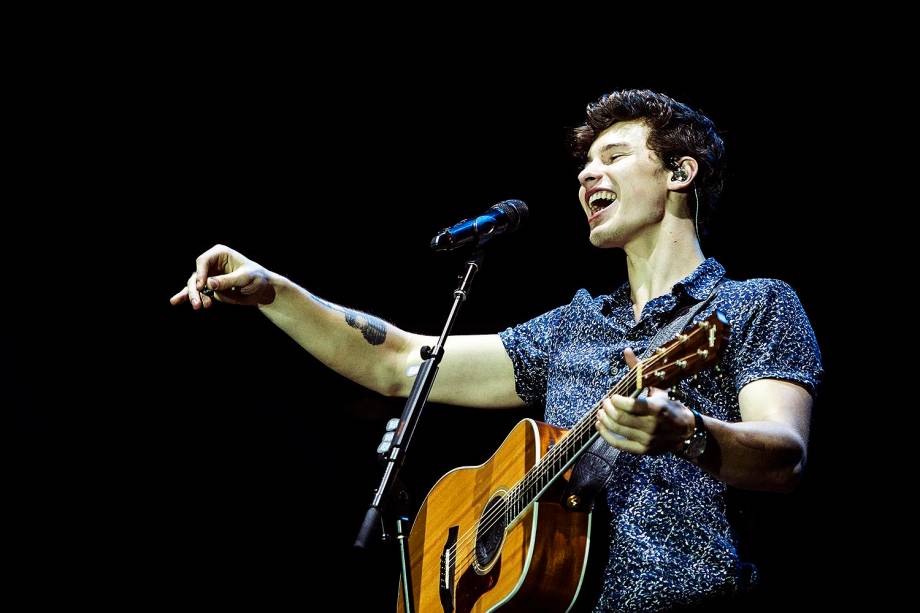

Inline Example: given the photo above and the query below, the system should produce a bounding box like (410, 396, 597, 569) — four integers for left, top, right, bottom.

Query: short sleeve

(732, 280, 824, 397)
(498, 304, 568, 407)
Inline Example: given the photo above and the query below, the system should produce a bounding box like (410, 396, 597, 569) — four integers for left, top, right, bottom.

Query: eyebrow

(586, 142, 630, 162)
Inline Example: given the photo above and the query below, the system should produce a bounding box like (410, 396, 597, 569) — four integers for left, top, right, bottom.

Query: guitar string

(435, 373, 635, 568)
(443, 337, 698, 566)
(447, 379, 633, 569)
(443, 328, 714, 568)
(443, 321, 723, 569)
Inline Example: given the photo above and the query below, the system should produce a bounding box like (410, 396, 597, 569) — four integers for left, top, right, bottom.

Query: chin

(588, 226, 622, 249)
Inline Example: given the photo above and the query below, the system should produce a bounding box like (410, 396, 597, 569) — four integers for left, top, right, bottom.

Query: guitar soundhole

(474, 494, 508, 572)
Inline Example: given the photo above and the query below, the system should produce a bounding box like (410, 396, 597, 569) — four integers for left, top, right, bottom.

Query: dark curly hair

(571, 89, 725, 236)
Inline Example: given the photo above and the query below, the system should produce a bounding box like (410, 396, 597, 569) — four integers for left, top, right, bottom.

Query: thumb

(207, 270, 252, 292)
(623, 347, 639, 369)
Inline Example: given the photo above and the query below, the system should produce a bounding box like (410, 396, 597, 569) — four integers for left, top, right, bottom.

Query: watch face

(685, 432, 707, 459)
(679, 409, 707, 459)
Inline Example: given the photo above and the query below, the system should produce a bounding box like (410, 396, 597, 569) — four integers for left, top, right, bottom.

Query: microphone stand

(354, 247, 485, 613)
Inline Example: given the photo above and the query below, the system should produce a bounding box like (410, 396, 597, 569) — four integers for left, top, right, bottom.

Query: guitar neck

(505, 311, 729, 523)
(504, 377, 640, 522)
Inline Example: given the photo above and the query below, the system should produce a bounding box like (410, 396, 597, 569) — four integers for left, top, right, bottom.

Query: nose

(578, 165, 601, 189)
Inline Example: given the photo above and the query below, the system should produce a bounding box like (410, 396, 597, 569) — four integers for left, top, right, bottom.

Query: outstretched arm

(171, 245, 524, 409)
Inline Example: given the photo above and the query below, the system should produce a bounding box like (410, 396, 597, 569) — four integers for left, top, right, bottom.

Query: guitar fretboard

(504, 414, 611, 524)
(501, 313, 726, 526)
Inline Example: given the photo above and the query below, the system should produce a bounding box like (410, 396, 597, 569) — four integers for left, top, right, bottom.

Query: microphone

(430, 199, 529, 251)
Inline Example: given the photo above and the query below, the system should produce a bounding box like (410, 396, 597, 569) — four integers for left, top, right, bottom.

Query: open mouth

(587, 190, 617, 219)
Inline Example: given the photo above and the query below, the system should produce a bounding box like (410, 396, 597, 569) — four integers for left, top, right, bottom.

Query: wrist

(674, 407, 708, 460)
(257, 271, 290, 309)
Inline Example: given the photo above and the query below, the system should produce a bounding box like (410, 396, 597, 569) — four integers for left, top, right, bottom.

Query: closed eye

(582, 154, 623, 170)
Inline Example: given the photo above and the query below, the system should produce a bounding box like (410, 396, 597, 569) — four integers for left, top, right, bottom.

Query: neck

(624, 215, 705, 308)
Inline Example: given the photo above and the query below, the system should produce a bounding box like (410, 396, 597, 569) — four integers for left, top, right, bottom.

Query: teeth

(589, 191, 617, 205)
(588, 191, 617, 212)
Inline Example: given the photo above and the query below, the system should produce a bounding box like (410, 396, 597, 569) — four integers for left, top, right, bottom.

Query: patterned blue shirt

(498, 257, 823, 612)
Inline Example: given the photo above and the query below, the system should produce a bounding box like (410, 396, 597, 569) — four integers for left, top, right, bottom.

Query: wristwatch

(676, 407, 708, 460)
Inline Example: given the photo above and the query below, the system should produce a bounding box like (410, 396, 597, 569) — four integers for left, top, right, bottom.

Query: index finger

(194, 245, 228, 290)
(612, 393, 653, 416)
(170, 287, 189, 305)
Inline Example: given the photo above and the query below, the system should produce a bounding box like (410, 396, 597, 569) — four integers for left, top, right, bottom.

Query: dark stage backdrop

(16, 58, 857, 610)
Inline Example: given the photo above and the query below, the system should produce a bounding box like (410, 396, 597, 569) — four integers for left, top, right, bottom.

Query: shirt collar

(672, 257, 726, 302)
(605, 257, 726, 306)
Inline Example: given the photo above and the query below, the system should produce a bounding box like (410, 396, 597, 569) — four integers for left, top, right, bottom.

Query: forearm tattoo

(310, 294, 388, 346)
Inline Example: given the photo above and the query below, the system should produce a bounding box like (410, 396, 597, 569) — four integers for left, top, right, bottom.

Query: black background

(14, 42, 863, 610)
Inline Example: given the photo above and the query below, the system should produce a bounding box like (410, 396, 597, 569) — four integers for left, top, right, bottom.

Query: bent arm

(693, 378, 812, 493)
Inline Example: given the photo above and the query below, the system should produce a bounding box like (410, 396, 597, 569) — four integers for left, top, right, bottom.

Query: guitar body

(395, 311, 732, 611)
(397, 419, 592, 613)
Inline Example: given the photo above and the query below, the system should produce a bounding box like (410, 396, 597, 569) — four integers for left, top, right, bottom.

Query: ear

(666, 156, 699, 191)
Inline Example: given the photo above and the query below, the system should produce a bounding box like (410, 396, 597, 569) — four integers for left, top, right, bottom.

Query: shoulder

(500, 288, 597, 340)
(713, 276, 819, 354)
(715, 277, 812, 326)
(719, 277, 802, 308)
(536, 287, 608, 318)
(570, 287, 605, 308)
(717, 277, 823, 396)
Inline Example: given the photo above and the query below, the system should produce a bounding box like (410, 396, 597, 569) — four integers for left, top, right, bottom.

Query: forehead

(587, 120, 650, 160)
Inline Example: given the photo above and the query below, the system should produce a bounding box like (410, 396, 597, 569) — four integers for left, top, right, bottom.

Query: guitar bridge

(439, 526, 459, 612)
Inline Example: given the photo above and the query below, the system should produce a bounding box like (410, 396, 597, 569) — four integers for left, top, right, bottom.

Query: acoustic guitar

(397, 311, 729, 612)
